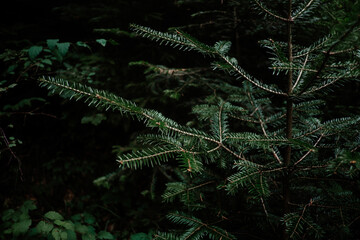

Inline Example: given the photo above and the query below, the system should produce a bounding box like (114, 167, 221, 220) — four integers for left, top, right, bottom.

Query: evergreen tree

(39, 1, 360, 239)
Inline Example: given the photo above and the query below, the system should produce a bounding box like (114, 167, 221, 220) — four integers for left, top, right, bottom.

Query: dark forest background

(1, 0, 359, 239)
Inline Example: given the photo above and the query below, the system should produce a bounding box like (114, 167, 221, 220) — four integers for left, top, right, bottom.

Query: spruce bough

(40, 1, 360, 239)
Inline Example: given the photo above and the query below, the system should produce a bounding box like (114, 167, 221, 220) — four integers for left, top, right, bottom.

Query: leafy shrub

(1, 200, 114, 240)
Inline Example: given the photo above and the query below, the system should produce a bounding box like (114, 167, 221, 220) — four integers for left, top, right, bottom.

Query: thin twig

(253, 0, 291, 22)
(0, 128, 23, 180)
(292, 54, 309, 91)
(294, 134, 323, 166)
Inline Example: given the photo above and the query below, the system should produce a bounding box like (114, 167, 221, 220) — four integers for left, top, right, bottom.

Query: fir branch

(130, 24, 199, 53)
(117, 147, 180, 169)
(293, 54, 309, 91)
(294, 134, 323, 166)
(293, 35, 332, 59)
(167, 212, 235, 240)
(245, 89, 284, 164)
(218, 102, 225, 143)
(302, 66, 358, 95)
(131, 24, 286, 96)
(162, 181, 215, 203)
(39, 77, 219, 144)
(226, 132, 287, 144)
(299, 17, 360, 95)
(253, 0, 291, 22)
(292, 0, 317, 20)
(218, 55, 286, 96)
(154, 232, 181, 240)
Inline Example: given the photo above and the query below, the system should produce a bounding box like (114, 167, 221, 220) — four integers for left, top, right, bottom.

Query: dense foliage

(1, 0, 360, 240)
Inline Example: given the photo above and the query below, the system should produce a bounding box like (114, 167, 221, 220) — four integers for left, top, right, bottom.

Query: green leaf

(60, 230, 68, 240)
(54, 219, 74, 230)
(63, 221, 75, 230)
(81, 113, 107, 126)
(82, 233, 96, 240)
(22, 200, 37, 211)
(130, 233, 151, 240)
(108, 39, 119, 45)
(36, 221, 54, 234)
(71, 214, 82, 222)
(52, 228, 61, 240)
(7, 64, 17, 73)
(45, 211, 64, 221)
(12, 219, 32, 236)
(96, 39, 107, 47)
(98, 231, 114, 239)
(66, 230, 77, 240)
(47, 39, 59, 50)
(75, 223, 88, 234)
(28, 46, 43, 60)
(83, 213, 96, 225)
(56, 42, 71, 57)
(42, 59, 53, 65)
(76, 41, 91, 49)
(2, 209, 15, 221)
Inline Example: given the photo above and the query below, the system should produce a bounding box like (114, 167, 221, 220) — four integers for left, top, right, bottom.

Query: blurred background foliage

(0, 0, 359, 239)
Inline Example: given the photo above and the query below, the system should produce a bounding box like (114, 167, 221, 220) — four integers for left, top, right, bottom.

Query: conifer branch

(39, 77, 220, 145)
(294, 135, 322, 166)
(167, 212, 235, 240)
(246, 91, 283, 164)
(131, 24, 286, 96)
(272, 66, 317, 73)
(162, 181, 215, 203)
(250, 181, 269, 218)
(218, 102, 224, 143)
(220, 143, 248, 161)
(299, 17, 360, 95)
(289, 207, 306, 239)
(219, 55, 287, 96)
(253, 0, 291, 22)
(292, 0, 316, 20)
(117, 148, 180, 169)
(302, 66, 357, 95)
(292, 54, 309, 91)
